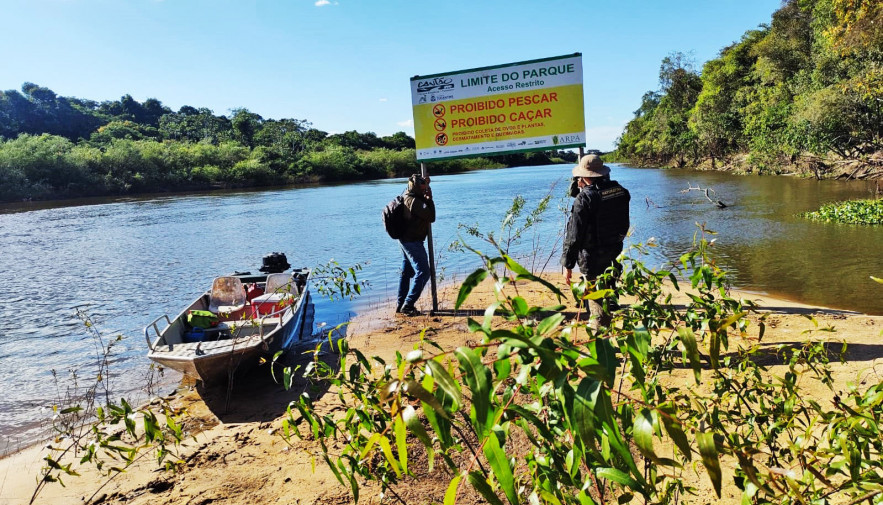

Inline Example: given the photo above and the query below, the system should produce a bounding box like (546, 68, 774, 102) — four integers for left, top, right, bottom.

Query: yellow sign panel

(410, 54, 585, 161)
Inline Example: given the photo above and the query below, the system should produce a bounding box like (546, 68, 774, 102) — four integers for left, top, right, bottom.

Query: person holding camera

(561, 154, 630, 329)
(396, 174, 436, 316)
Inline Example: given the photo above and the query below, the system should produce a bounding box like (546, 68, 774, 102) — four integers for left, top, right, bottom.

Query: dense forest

(0, 85, 576, 203)
(614, 0, 882, 179)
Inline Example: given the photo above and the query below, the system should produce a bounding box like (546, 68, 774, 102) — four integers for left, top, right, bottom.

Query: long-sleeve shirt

(401, 192, 435, 242)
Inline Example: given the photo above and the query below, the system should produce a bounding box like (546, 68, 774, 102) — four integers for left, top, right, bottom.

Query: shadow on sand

(194, 327, 345, 424)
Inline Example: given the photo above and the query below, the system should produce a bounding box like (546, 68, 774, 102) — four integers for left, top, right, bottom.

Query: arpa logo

(417, 77, 454, 93)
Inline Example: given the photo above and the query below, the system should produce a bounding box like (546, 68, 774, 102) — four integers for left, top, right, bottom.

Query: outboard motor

(259, 252, 290, 274)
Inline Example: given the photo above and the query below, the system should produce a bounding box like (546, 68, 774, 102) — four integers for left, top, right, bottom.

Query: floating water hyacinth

(801, 199, 883, 225)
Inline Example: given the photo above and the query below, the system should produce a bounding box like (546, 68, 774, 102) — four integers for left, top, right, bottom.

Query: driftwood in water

(681, 184, 728, 208)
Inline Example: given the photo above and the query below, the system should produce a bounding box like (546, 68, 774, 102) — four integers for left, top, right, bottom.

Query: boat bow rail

(145, 314, 173, 351)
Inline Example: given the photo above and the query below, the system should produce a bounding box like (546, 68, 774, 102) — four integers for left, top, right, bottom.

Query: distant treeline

(0, 85, 577, 202)
(614, 0, 882, 177)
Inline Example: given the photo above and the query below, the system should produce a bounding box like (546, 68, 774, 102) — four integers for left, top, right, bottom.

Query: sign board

(410, 53, 585, 161)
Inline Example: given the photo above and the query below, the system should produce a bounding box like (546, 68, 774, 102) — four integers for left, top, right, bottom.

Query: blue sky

(1, 0, 781, 151)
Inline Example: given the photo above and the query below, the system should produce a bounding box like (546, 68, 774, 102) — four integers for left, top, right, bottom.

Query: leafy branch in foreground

(31, 311, 188, 505)
(282, 225, 883, 504)
(312, 260, 370, 301)
(450, 190, 561, 276)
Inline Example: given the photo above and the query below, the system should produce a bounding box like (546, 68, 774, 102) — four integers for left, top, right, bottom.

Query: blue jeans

(398, 240, 430, 309)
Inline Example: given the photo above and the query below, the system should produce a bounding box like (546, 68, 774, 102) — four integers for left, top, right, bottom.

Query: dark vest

(584, 179, 630, 248)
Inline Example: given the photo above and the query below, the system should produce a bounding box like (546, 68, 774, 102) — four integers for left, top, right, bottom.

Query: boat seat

(208, 276, 247, 318)
(251, 273, 298, 314)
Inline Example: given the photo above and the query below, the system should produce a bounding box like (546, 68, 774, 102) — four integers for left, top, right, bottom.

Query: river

(1, 163, 880, 448)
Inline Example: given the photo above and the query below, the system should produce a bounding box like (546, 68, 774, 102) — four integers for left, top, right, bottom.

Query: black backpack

(382, 195, 407, 239)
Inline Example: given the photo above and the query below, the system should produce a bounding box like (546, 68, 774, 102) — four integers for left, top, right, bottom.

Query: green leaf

(572, 379, 643, 485)
(421, 375, 455, 449)
(633, 409, 656, 460)
(697, 431, 722, 497)
(403, 379, 450, 420)
(166, 412, 183, 440)
(467, 317, 485, 335)
(667, 272, 680, 291)
(378, 436, 402, 478)
(511, 296, 529, 317)
(359, 432, 382, 460)
(455, 347, 492, 437)
(456, 268, 488, 309)
(659, 403, 691, 461)
(718, 311, 747, 329)
(483, 302, 501, 330)
(467, 471, 504, 505)
(504, 255, 531, 276)
(444, 472, 465, 505)
(678, 327, 703, 383)
(483, 432, 518, 505)
(583, 289, 613, 300)
(283, 366, 293, 391)
(595, 467, 641, 489)
(402, 405, 433, 447)
(709, 331, 720, 370)
(425, 360, 462, 411)
(572, 379, 600, 452)
(394, 415, 408, 474)
(323, 453, 346, 488)
(536, 312, 565, 337)
(593, 337, 619, 387)
(538, 489, 564, 505)
(505, 256, 564, 298)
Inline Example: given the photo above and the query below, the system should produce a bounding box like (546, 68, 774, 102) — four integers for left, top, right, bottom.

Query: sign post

(409, 54, 586, 313)
(419, 161, 438, 313)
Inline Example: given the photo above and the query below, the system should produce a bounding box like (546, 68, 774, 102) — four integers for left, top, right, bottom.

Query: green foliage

(89, 120, 159, 143)
(0, 84, 563, 202)
(32, 310, 185, 504)
(451, 190, 562, 275)
(616, 53, 703, 167)
(279, 221, 883, 504)
(801, 198, 883, 224)
(297, 144, 363, 180)
(312, 260, 370, 301)
(617, 0, 883, 172)
(357, 148, 420, 178)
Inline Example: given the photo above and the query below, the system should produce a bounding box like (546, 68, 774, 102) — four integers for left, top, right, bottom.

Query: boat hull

(146, 269, 311, 386)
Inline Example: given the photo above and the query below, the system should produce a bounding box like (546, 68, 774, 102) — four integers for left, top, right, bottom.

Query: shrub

(281, 224, 883, 505)
(357, 148, 418, 178)
(299, 145, 362, 180)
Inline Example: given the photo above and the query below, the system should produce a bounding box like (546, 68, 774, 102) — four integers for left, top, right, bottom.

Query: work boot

(399, 305, 421, 317)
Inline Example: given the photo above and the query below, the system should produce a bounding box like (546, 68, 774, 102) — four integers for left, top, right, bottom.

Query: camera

(568, 177, 580, 197)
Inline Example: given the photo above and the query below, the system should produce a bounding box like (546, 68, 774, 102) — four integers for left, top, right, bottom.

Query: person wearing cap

(397, 174, 435, 316)
(561, 154, 630, 329)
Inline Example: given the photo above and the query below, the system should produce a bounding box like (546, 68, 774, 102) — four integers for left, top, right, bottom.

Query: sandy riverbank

(2, 273, 882, 505)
